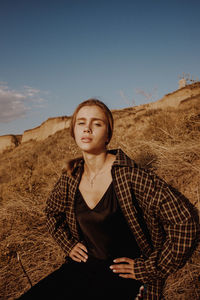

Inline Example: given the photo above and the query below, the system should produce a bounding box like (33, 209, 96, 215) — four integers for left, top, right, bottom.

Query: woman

(19, 99, 198, 300)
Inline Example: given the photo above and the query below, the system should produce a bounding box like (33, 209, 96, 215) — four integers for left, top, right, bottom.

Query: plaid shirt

(45, 149, 198, 300)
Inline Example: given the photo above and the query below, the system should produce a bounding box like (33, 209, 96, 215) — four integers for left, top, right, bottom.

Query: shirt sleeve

(132, 169, 199, 284)
(44, 174, 78, 256)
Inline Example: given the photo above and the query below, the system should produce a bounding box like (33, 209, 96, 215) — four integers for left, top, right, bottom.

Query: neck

(82, 149, 108, 175)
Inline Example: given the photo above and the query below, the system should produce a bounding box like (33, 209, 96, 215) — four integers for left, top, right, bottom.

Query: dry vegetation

(0, 96, 200, 299)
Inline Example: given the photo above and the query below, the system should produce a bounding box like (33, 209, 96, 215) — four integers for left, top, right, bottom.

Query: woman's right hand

(69, 242, 88, 262)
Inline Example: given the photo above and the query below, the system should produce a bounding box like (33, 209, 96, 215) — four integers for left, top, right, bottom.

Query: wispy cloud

(0, 83, 47, 123)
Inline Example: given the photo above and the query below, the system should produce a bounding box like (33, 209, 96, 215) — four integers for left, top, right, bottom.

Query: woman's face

(74, 105, 108, 154)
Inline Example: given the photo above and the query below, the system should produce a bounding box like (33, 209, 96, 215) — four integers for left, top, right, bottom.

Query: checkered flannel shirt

(45, 149, 199, 300)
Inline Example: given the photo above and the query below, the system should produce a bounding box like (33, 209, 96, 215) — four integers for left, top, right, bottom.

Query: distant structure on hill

(179, 78, 187, 89)
(178, 73, 199, 89)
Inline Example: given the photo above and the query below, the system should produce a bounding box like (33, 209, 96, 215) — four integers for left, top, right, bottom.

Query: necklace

(84, 167, 110, 187)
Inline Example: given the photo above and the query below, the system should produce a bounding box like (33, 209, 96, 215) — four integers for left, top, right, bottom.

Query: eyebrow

(76, 117, 105, 122)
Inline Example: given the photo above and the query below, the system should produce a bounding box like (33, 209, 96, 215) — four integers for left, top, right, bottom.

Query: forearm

(46, 213, 78, 255)
(134, 217, 198, 283)
(44, 174, 77, 255)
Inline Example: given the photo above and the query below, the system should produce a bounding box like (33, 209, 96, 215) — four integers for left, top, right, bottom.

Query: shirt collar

(108, 148, 136, 168)
(74, 148, 135, 173)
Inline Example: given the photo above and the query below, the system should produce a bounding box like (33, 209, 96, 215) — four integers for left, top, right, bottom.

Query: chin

(80, 145, 106, 155)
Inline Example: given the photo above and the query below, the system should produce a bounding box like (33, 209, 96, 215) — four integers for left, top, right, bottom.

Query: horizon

(0, 0, 200, 136)
(1, 80, 199, 138)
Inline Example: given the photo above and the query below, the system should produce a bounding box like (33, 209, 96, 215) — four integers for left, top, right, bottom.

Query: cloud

(0, 83, 47, 123)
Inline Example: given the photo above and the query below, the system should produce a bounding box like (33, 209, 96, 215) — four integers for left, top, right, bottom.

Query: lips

(81, 137, 92, 143)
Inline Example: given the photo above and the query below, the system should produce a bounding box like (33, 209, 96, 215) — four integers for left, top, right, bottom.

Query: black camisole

(75, 182, 141, 261)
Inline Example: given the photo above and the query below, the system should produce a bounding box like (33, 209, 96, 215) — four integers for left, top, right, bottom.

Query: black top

(75, 182, 141, 260)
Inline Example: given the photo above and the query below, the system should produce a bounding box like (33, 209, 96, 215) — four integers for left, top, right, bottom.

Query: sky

(0, 0, 200, 136)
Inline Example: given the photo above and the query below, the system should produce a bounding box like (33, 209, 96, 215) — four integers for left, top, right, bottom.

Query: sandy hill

(0, 82, 200, 154)
(0, 116, 71, 154)
(0, 82, 199, 299)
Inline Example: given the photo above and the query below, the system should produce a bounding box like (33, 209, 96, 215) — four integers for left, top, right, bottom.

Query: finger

(78, 243, 88, 253)
(71, 255, 82, 263)
(74, 249, 88, 262)
(71, 252, 86, 262)
(69, 242, 88, 262)
(119, 274, 136, 279)
(110, 264, 133, 272)
(76, 244, 88, 260)
(73, 243, 88, 257)
(111, 264, 133, 271)
(76, 247, 88, 258)
(113, 257, 133, 264)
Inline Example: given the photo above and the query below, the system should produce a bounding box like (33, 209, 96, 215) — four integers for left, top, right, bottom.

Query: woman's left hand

(110, 257, 136, 279)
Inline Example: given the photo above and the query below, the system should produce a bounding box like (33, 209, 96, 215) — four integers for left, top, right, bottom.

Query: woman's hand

(69, 242, 88, 263)
(110, 257, 136, 279)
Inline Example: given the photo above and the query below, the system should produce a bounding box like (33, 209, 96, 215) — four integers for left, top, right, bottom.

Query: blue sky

(0, 0, 200, 135)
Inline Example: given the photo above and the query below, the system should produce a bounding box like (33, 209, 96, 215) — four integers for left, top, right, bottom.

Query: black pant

(17, 257, 142, 300)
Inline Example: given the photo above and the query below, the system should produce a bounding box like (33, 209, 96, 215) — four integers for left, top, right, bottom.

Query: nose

(83, 126, 91, 133)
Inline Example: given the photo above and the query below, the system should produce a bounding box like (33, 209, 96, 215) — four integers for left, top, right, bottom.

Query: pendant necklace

(85, 167, 110, 187)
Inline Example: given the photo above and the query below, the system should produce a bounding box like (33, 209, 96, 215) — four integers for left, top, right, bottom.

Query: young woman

(18, 99, 198, 300)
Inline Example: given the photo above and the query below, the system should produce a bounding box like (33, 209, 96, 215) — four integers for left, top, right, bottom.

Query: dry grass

(0, 97, 200, 299)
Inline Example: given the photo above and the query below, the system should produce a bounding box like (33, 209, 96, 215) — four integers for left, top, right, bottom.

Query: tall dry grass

(0, 98, 199, 299)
